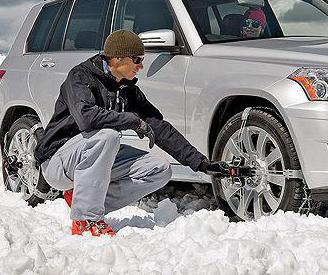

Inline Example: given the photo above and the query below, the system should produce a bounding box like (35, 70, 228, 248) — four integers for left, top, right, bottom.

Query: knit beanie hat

(103, 30, 145, 58)
(244, 9, 267, 28)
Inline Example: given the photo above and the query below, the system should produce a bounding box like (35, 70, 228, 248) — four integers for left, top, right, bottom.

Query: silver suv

(0, 0, 328, 221)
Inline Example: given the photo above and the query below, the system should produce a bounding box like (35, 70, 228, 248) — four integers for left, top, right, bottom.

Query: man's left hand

(135, 119, 155, 149)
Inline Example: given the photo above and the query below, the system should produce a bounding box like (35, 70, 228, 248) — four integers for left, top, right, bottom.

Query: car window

(210, 3, 248, 40)
(184, 1, 253, 43)
(63, 0, 108, 51)
(27, 2, 62, 53)
(216, 3, 248, 38)
(113, 0, 174, 35)
(48, 0, 74, 52)
(184, 0, 328, 44)
(269, 0, 328, 37)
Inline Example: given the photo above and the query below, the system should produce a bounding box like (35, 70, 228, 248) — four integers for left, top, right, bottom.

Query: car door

(4, 2, 59, 124)
(109, 0, 190, 165)
(28, 0, 111, 125)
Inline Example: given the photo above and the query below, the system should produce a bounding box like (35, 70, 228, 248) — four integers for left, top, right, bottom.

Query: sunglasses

(243, 19, 261, 29)
(130, 56, 144, 64)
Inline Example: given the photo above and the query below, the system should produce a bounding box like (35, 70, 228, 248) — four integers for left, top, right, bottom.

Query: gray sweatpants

(41, 129, 172, 221)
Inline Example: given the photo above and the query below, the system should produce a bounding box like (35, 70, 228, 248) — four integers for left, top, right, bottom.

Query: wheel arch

(208, 95, 284, 160)
(0, 106, 40, 151)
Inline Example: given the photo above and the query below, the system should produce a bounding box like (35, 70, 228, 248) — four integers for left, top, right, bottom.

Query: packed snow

(1, 176, 328, 275)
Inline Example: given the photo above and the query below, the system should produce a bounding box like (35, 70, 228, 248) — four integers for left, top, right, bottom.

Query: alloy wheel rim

(6, 128, 39, 200)
(221, 126, 286, 221)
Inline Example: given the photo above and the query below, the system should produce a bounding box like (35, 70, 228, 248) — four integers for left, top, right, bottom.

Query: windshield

(182, 0, 328, 43)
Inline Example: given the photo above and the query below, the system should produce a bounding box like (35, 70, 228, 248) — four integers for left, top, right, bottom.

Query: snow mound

(1, 190, 328, 274)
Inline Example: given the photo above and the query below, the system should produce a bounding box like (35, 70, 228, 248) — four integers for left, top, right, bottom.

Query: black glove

(198, 159, 230, 176)
(135, 119, 155, 149)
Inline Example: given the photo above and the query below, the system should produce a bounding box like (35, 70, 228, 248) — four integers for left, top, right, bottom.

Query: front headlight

(288, 68, 328, 101)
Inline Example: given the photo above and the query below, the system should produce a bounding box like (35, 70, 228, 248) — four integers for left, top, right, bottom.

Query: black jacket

(34, 55, 206, 171)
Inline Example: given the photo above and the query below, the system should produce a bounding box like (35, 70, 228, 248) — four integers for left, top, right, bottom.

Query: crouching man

(35, 30, 228, 237)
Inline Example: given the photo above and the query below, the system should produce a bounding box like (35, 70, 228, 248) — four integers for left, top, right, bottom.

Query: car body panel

(131, 53, 189, 165)
(28, 51, 98, 125)
(0, 4, 43, 126)
(184, 47, 298, 154)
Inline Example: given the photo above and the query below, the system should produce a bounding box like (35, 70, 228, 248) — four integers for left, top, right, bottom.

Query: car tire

(212, 108, 304, 221)
(2, 115, 60, 207)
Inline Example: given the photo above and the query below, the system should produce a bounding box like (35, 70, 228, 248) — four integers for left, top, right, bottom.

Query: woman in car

(241, 8, 267, 39)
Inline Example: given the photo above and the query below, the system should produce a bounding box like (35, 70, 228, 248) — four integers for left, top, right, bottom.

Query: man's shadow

(105, 215, 156, 232)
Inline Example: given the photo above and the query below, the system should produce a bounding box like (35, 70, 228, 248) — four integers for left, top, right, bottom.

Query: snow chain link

(237, 107, 252, 151)
(297, 185, 325, 216)
(30, 122, 43, 135)
(298, 185, 313, 216)
(34, 188, 61, 201)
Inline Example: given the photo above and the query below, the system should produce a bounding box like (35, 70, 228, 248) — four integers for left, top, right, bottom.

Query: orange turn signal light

(289, 76, 318, 100)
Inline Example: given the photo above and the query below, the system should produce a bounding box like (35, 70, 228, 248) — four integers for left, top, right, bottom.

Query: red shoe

(72, 220, 116, 237)
(64, 189, 73, 208)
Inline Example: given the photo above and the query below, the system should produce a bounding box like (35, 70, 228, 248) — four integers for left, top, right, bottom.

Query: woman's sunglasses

(130, 56, 145, 64)
(243, 19, 261, 29)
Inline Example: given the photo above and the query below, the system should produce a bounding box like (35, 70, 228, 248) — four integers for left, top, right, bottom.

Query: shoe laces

(84, 220, 95, 230)
(86, 220, 113, 235)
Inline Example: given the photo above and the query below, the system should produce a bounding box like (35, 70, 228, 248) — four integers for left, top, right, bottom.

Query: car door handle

(40, 57, 56, 68)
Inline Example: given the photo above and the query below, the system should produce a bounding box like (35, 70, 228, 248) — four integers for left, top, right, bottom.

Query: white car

(0, 0, 328, 221)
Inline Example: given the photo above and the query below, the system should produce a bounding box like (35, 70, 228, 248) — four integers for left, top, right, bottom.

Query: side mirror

(139, 29, 177, 49)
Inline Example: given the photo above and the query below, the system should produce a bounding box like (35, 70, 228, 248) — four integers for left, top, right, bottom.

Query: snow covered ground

(1, 178, 328, 275)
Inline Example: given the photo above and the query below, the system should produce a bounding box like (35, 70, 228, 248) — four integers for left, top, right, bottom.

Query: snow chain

(298, 185, 310, 215)
(237, 107, 304, 181)
(238, 107, 308, 214)
(30, 122, 43, 135)
(3, 120, 61, 201)
(237, 107, 252, 149)
(3, 131, 9, 157)
(297, 183, 326, 216)
(29, 122, 62, 201)
(34, 188, 61, 201)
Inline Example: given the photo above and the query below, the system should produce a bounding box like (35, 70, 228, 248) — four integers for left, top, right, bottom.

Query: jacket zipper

(115, 90, 125, 112)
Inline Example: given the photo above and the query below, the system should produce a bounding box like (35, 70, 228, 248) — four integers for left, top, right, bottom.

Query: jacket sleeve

(62, 69, 140, 132)
(146, 117, 207, 172)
